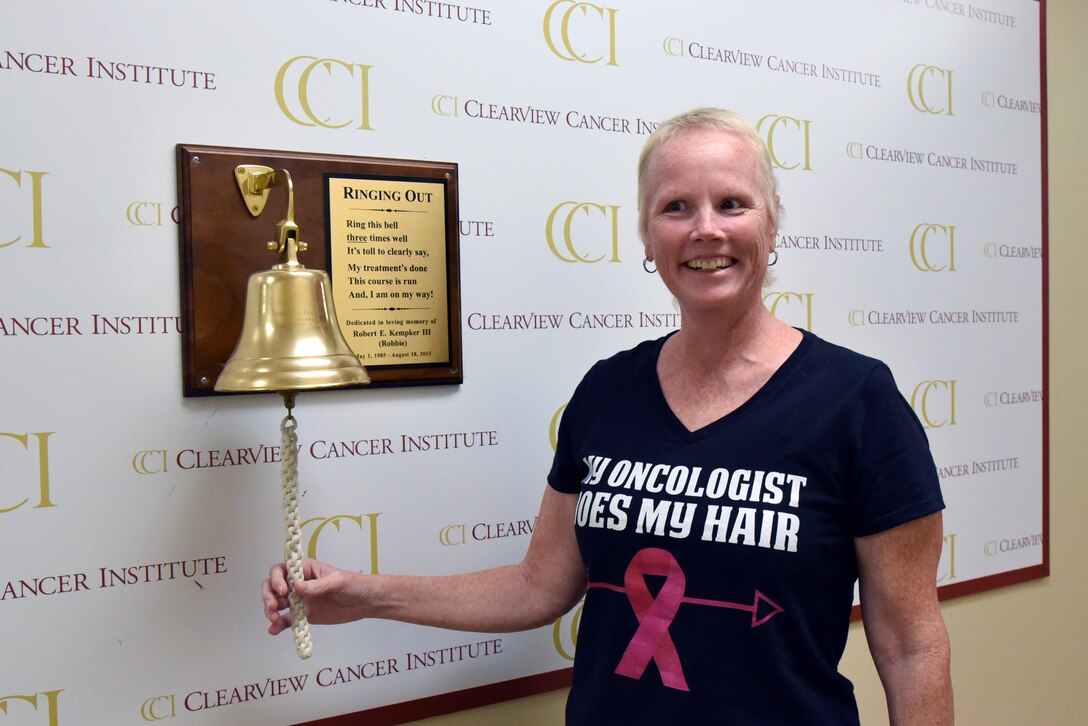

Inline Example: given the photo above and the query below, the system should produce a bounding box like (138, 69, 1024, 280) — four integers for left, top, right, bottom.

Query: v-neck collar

(648, 328, 813, 439)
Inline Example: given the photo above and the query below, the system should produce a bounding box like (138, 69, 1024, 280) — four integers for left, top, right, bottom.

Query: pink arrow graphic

(587, 547, 786, 691)
(682, 588, 785, 628)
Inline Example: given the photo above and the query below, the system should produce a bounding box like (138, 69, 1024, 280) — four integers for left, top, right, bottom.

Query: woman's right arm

(262, 484, 587, 635)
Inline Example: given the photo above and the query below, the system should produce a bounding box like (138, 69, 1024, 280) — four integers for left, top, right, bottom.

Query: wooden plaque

(176, 144, 462, 397)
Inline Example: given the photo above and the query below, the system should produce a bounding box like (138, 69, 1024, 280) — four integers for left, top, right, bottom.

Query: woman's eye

(721, 199, 741, 210)
(664, 200, 684, 213)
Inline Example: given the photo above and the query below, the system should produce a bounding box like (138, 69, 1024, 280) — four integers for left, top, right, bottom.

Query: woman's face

(642, 128, 778, 318)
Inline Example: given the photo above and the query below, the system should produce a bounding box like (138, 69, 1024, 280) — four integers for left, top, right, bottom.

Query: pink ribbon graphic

(588, 547, 785, 692)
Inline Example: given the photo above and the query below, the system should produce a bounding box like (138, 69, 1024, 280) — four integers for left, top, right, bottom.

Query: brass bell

(215, 168, 369, 394)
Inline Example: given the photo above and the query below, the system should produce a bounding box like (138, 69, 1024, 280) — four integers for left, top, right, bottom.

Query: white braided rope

(280, 411, 313, 660)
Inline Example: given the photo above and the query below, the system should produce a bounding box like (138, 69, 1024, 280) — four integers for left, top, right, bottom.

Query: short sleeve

(546, 366, 596, 495)
(848, 363, 945, 536)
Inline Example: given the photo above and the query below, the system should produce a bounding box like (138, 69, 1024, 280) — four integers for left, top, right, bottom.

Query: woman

(263, 108, 953, 724)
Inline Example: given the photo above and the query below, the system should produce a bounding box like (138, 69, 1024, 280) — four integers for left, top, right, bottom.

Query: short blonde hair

(637, 107, 782, 240)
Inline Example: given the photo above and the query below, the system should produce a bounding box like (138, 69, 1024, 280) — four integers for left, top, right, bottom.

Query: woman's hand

(260, 487, 586, 636)
(262, 558, 371, 635)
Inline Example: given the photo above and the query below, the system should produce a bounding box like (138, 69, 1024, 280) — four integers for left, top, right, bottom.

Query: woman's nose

(692, 205, 722, 240)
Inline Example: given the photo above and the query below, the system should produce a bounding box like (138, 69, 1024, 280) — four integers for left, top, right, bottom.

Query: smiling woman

(544, 108, 950, 723)
(640, 124, 781, 326)
(262, 107, 952, 726)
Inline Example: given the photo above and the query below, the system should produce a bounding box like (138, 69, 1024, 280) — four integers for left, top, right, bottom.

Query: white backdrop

(1, 1, 1044, 724)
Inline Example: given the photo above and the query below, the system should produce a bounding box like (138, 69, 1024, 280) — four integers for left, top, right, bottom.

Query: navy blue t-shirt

(548, 330, 944, 724)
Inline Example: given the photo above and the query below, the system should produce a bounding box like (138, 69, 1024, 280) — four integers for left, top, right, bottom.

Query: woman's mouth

(685, 258, 734, 270)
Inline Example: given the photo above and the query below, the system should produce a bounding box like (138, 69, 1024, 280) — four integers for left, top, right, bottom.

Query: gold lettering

(302, 513, 381, 574)
(911, 380, 957, 428)
(910, 223, 956, 272)
(0, 690, 63, 726)
(549, 403, 568, 452)
(937, 533, 957, 582)
(543, 1, 619, 66)
(132, 449, 168, 475)
(908, 64, 954, 116)
(757, 115, 812, 171)
(763, 292, 814, 331)
(551, 600, 583, 660)
(126, 201, 162, 226)
(0, 432, 56, 513)
(0, 169, 48, 248)
(274, 56, 373, 130)
(545, 202, 622, 263)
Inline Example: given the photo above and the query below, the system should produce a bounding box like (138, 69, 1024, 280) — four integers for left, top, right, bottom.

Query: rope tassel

(280, 409, 313, 660)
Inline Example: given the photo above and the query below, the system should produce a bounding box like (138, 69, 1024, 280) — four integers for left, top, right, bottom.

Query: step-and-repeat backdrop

(1, 1, 1044, 724)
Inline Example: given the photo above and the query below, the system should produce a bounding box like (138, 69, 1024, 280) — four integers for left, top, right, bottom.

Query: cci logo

(1, 168, 48, 248)
(662, 37, 685, 57)
(937, 533, 957, 583)
(431, 94, 458, 117)
(0, 691, 63, 725)
(126, 202, 179, 227)
(910, 380, 958, 429)
(439, 524, 465, 547)
(909, 223, 956, 272)
(301, 513, 382, 574)
(847, 309, 866, 327)
(140, 695, 175, 722)
(763, 292, 814, 331)
(132, 449, 169, 476)
(543, 1, 619, 66)
(908, 64, 954, 116)
(552, 599, 584, 661)
(756, 115, 812, 171)
(274, 56, 374, 130)
(545, 202, 622, 263)
(1, 432, 56, 514)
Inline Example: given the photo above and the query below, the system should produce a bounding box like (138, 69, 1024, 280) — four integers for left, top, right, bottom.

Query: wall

(0, 1, 1059, 724)
(417, 0, 1087, 723)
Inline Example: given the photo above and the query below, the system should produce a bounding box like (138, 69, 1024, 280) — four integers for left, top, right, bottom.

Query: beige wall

(417, 2, 1087, 723)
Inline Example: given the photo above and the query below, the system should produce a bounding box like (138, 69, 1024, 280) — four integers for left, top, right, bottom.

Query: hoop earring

(768, 250, 779, 267)
(643, 258, 657, 274)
